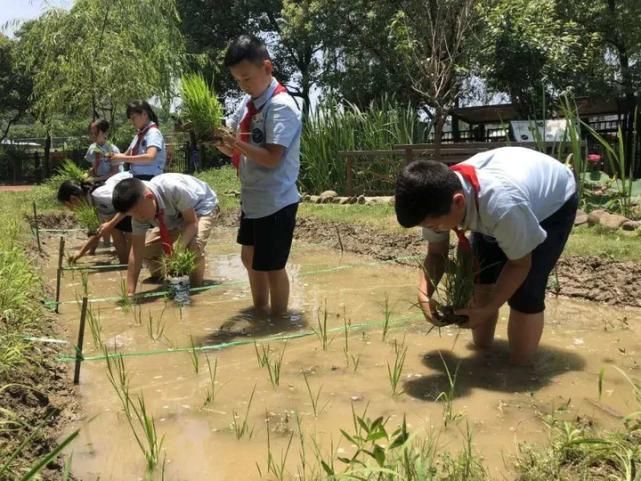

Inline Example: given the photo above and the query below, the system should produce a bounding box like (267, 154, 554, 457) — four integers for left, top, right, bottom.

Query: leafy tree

(16, 0, 185, 126)
(0, 34, 32, 142)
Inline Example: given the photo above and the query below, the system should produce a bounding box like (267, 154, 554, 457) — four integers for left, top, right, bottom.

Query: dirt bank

(294, 216, 641, 309)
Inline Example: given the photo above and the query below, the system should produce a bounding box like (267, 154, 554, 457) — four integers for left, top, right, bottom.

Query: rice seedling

(161, 241, 197, 279)
(254, 343, 287, 388)
(313, 300, 331, 351)
(381, 293, 392, 341)
(387, 339, 407, 397)
(303, 372, 328, 417)
(203, 356, 219, 407)
(254, 341, 271, 368)
(343, 313, 351, 367)
(259, 413, 294, 481)
(146, 310, 167, 342)
(87, 305, 103, 349)
(132, 304, 143, 326)
(189, 335, 200, 374)
(117, 276, 132, 311)
(231, 385, 256, 440)
(435, 351, 462, 427)
(350, 353, 361, 373)
(179, 73, 223, 141)
(105, 350, 164, 479)
(55, 159, 89, 183)
(74, 201, 101, 236)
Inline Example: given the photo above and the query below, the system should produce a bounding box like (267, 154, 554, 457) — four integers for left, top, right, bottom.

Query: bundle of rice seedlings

(431, 247, 475, 326)
(161, 241, 197, 279)
(74, 201, 101, 236)
(55, 159, 89, 183)
(179, 73, 223, 142)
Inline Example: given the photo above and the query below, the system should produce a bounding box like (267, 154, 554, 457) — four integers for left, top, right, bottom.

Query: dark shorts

(237, 203, 299, 271)
(472, 193, 578, 314)
(114, 216, 132, 233)
(133, 174, 155, 181)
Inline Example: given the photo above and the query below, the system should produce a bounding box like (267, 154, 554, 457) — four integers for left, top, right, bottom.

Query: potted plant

(162, 242, 197, 305)
(179, 73, 224, 144)
(427, 247, 475, 327)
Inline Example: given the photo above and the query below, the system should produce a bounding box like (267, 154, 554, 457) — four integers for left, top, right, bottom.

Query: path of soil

(0, 185, 34, 192)
(293, 216, 641, 309)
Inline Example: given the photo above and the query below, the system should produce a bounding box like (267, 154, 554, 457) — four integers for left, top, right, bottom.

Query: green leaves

(161, 240, 197, 278)
(179, 73, 223, 141)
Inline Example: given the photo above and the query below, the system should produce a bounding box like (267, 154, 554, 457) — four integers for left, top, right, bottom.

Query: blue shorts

(472, 193, 578, 314)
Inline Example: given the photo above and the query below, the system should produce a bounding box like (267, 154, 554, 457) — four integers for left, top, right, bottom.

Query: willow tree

(17, 0, 185, 127)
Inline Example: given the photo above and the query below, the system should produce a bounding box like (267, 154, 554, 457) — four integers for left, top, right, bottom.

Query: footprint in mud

(403, 340, 586, 401)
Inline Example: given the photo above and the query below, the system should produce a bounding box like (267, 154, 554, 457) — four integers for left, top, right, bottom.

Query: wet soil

(294, 216, 641, 308)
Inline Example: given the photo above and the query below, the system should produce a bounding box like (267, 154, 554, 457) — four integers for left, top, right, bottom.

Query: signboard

(510, 119, 568, 142)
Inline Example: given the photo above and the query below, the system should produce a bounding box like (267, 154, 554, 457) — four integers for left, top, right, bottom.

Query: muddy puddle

(44, 227, 641, 480)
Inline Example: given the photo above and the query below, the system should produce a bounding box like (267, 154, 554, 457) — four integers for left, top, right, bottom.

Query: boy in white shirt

(395, 147, 577, 364)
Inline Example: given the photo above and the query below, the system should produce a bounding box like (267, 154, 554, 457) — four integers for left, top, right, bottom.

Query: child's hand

(455, 305, 495, 329)
(111, 153, 126, 161)
(214, 127, 235, 148)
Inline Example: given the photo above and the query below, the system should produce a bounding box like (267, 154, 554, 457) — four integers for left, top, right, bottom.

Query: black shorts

(133, 174, 155, 181)
(237, 203, 298, 271)
(472, 193, 578, 314)
(114, 215, 132, 233)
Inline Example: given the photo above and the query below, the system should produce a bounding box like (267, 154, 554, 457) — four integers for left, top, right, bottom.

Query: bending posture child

(57, 172, 133, 264)
(395, 147, 577, 365)
(214, 34, 301, 317)
(112, 174, 219, 296)
(85, 119, 122, 180)
(112, 100, 166, 181)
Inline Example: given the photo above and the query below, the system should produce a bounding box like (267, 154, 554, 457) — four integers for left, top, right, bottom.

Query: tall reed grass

(300, 96, 430, 194)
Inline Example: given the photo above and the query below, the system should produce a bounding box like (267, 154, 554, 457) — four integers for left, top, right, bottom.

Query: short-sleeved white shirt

(126, 124, 166, 177)
(90, 172, 132, 217)
(228, 78, 301, 219)
(130, 173, 218, 236)
(422, 147, 576, 260)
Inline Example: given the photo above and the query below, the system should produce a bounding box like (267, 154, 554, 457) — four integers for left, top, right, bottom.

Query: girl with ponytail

(111, 100, 166, 181)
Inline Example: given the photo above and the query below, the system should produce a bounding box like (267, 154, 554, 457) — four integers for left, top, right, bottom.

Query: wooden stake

(32, 202, 42, 253)
(73, 296, 89, 384)
(55, 236, 65, 314)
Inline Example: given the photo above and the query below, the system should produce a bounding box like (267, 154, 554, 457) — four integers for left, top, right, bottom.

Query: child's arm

(112, 147, 158, 165)
(418, 240, 448, 322)
(176, 208, 198, 248)
(70, 234, 102, 263)
(97, 212, 126, 237)
(127, 234, 146, 295)
(226, 139, 284, 168)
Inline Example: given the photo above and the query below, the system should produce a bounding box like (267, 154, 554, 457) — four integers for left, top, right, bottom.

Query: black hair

(223, 34, 271, 67)
(112, 177, 146, 213)
(126, 100, 159, 125)
(89, 118, 110, 134)
(57, 179, 100, 203)
(394, 160, 462, 228)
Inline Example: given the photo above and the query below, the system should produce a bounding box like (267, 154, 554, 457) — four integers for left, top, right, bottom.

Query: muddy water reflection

(47, 228, 641, 481)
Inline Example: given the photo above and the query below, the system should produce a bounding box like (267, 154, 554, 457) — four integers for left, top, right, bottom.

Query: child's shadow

(197, 307, 307, 346)
(403, 340, 586, 402)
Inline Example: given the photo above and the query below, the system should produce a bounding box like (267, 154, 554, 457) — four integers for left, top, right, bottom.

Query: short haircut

(395, 160, 462, 228)
(57, 180, 84, 203)
(89, 119, 110, 134)
(224, 34, 270, 67)
(112, 178, 146, 213)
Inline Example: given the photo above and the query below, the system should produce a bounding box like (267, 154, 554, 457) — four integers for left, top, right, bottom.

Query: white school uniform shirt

(90, 172, 132, 217)
(228, 78, 301, 219)
(422, 147, 576, 260)
(84, 142, 122, 177)
(126, 123, 166, 177)
(131, 173, 218, 236)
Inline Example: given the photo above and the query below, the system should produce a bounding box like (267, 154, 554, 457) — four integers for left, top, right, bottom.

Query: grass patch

(195, 167, 240, 212)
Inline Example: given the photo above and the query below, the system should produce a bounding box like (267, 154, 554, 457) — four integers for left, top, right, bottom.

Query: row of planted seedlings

(74, 264, 473, 481)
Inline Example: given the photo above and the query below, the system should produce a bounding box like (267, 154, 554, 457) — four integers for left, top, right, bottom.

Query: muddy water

(47, 228, 641, 481)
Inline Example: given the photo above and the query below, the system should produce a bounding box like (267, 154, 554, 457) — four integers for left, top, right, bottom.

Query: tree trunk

(44, 131, 51, 178)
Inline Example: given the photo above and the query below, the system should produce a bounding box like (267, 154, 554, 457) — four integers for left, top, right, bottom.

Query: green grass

(195, 167, 240, 212)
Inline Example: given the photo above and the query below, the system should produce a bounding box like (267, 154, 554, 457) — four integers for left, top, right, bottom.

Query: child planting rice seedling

(112, 173, 219, 296)
(395, 147, 577, 364)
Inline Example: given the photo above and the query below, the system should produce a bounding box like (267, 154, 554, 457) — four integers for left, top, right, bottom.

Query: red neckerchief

(449, 164, 480, 252)
(231, 82, 288, 171)
(132, 122, 157, 155)
(155, 207, 173, 256)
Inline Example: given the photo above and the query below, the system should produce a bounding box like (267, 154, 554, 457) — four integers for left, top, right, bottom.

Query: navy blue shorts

(114, 215, 132, 233)
(472, 193, 578, 314)
(237, 203, 298, 271)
